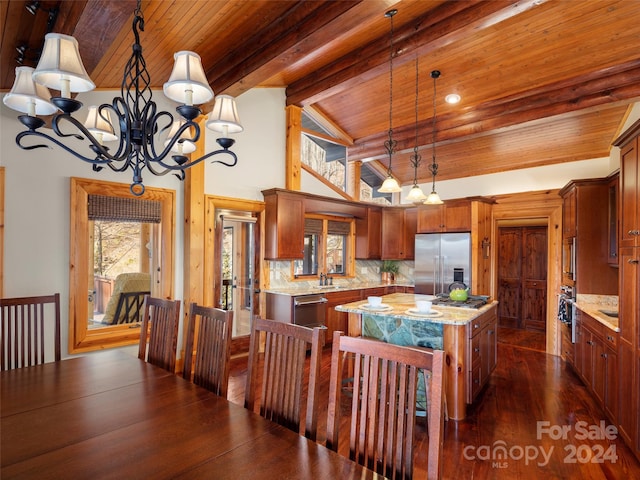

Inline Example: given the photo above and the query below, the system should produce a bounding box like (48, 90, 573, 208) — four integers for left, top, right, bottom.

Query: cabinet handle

(474, 324, 480, 329)
(474, 347, 480, 353)
(629, 258, 640, 264)
(606, 335, 614, 342)
(601, 353, 608, 359)
(487, 330, 494, 335)
(586, 340, 593, 346)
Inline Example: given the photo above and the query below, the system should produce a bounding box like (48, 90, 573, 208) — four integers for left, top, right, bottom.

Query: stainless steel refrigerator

(414, 233, 472, 295)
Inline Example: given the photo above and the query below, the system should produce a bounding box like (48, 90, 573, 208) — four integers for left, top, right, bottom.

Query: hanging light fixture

(378, 9, 402, 194)
(424, 70, 444, 205)
(2, 0, 242, 196)
(405, 58, 427, 204)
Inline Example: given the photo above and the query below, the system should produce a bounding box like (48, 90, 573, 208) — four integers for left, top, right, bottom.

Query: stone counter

(334, 292, 499, 421)
(335, 292, 497, 326)
(574, 294, 619, 332)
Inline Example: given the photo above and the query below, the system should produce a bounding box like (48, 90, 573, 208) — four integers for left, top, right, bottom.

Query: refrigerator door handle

(433, 255, 438, 294)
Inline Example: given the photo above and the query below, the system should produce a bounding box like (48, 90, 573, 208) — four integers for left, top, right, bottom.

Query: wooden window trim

(69, 177, 175, 353)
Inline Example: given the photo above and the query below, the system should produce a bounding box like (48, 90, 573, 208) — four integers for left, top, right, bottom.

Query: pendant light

(378, 9, 402, 194)
(405, 58, 427, 204)
(424, 70, 444, 205)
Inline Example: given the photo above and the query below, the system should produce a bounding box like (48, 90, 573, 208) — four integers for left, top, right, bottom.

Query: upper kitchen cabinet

(355, 206, 381, 259)
(607, 172, 619, 266)
(613, 121, 640, 249)
(263, 189, 304, 260)
(381, 207, 417, 260)
(562, 186, 577, 238)
(417, 200, 471, 233)
(559, 179, 617, 294)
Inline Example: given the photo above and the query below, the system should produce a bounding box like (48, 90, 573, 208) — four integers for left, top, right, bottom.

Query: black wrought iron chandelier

(3, 0, 242, 196)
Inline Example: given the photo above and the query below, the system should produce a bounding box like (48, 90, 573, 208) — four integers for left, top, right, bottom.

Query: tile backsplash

(268, 259, 415, 290)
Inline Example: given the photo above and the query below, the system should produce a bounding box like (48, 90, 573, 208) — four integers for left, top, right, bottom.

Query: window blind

(88, 195, 161, 223)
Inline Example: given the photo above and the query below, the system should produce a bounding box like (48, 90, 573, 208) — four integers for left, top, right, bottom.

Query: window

(301, 111, 349, 191)
(359, 162, 392, 205)
(294, 216, 353, 277)
(69, 178, 175, 353)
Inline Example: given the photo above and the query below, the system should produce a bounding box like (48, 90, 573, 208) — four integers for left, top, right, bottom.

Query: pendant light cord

(430, 70, 441, 192)
(383, 9, 398, 175)
(411, 58, 421, 186)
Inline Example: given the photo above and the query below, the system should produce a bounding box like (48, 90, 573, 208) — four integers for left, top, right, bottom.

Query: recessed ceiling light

(445, 93, 461, 104)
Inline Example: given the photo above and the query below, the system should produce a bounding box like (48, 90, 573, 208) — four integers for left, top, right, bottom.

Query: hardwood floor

(497, 325, 546, 352)
(226, 342, 640, 479)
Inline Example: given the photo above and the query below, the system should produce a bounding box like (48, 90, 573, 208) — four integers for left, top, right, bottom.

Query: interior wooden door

(497, 227, 522, 328)
(497, 226, 548, 331)
(522, 226, 548, 332)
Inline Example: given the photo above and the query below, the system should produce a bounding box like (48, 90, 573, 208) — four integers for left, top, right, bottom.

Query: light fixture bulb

(379, 176, 402, 193)
(406, 185, 427, 204)
(424, 191, 443, 205)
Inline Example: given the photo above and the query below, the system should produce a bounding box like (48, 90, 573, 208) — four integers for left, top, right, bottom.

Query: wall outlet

(361, 267, 368, 274)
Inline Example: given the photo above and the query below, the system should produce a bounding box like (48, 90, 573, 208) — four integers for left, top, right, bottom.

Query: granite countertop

(574, 295, 619, 332)
(264, 281, 414, 296)
(335, 293, 497, 326)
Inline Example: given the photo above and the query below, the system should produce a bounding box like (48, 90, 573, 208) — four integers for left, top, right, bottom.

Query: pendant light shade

(404, 58, 427, 205)
(163, 51, 214, 106)
(2, 66, 57, 116)
(377, 9, 402, 194)
(32, 33, 95, 98)
(206, 94, 244, 135)
(424, 70, 443, 205)
(84, 106, 118, 144)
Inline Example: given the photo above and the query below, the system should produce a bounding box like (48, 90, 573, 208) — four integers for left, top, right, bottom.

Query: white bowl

(367, 296, 382, 307)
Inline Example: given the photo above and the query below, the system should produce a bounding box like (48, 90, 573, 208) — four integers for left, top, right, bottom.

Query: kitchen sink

(312, 285, 344, 290)
(598, 309, 619, 318)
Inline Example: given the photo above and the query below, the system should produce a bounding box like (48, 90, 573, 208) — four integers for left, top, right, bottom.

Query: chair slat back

(1, 294, 61, 371)
(326, 332, 445, 480)
(245, 317, 325, 441)
(183, 303, 233, 397)
(138, 295, 181, 373)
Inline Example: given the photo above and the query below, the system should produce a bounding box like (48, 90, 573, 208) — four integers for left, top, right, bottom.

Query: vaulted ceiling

(2, 0, 639, 186)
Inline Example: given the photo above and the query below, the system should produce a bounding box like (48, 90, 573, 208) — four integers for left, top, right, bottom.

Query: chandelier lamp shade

(378, 9, 402, 194)
(424, 70, 444, 205)
(2, 0, 242, 196)
(405, 58, 428, 205)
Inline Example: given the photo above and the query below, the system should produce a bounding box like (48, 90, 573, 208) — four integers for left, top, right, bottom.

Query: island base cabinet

(465, 306, 498, 405)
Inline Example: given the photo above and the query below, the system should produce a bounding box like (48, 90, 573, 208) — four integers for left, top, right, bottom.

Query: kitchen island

(336, 293, 498, 420)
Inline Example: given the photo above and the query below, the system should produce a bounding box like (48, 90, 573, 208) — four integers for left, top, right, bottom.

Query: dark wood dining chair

(182, 303, 233, 397)
(138, 295, 181, 373)
(1, 293, 61, 371)
(245, 317, 325, 441)
(326, 331, 445, 480)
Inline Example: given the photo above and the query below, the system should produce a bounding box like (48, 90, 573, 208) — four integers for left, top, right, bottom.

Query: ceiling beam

(285, 0, 543, 107)
(348, 60, 640, 162)
(206, 0, 366, 96)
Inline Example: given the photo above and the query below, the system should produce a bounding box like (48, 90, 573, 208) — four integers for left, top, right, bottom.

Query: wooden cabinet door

(444, 202, 472, 232)
(592, 335, 606, 406)
(264, 192, 304, 259)
(381, 208, 405, 259)
(607, 175, 619, 265)
(403, 208, 417, 259)
(417, 202, 471, 233)
(325, 290, 362, 343)
(562, 186, 577, 238)
(417, 205, 444, 232)
(355, 207, 381, 259)
(603, 344, 618, 423)
(620, 139, 639, 248)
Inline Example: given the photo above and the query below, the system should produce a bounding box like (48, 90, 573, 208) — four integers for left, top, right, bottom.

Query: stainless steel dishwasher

(293, 294, 328, 329)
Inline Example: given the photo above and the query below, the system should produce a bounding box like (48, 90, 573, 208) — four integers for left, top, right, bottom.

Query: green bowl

(449, 289, 468, 301)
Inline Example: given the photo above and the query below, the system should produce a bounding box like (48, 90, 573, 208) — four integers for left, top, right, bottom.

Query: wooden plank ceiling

(2, 0, 639, 185)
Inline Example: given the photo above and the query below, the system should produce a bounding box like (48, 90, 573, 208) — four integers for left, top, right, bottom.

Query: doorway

(220, 215, 256, 340)
(497, 225, 548, 350)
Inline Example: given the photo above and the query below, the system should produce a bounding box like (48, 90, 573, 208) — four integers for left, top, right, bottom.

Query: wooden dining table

(1, 350, 382, 479)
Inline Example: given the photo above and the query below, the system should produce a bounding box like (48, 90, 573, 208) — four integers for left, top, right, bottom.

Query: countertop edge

(574, 302, 619, 333)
